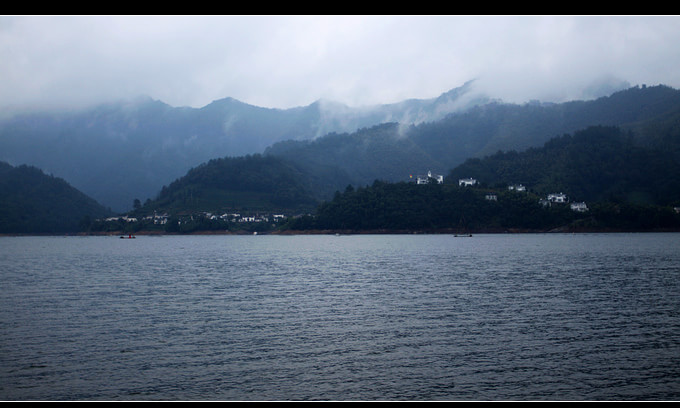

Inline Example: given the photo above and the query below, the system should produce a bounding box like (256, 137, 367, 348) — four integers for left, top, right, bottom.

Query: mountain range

(0, 80, 490, 212)
(2, 80, 680, 233)
(264, 84, 680, 199)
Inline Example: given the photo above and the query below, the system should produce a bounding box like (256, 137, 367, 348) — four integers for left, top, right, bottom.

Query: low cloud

(1, 15, 678, 113)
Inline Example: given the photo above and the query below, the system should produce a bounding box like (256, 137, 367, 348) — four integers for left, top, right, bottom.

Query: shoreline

(3, 226, 680, 237)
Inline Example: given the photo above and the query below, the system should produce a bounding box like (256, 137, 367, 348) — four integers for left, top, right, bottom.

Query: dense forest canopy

(283, 179, 680, 233)
(0, 161, 111, 233)
(142, 154, 319, 214)
(447, 126, 680, 206)
(282, 124, 680, 233)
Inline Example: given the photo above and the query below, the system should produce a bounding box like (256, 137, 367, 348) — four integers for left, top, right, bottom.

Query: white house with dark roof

(570, 202, 589, 212)
(417, 170, 444, 184)
(547, 192, 568, 203)
(458, 177, 477, 187)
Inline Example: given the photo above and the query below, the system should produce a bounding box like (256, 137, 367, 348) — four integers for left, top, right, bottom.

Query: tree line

(282, 180, 680, 233)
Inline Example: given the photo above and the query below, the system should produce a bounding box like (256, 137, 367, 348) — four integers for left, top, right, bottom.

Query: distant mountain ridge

(0, 81, 490, 212)
(142, 85, 680, 220)
(1, 80, 673, 214)
(4, 81, 680, 233)
(265, 84, 680, 197)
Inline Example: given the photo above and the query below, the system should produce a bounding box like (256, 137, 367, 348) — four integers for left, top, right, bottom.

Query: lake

(1, 233, 679, 401)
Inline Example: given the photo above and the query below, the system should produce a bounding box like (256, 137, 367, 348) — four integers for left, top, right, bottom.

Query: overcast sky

(1, 15, 679, 112)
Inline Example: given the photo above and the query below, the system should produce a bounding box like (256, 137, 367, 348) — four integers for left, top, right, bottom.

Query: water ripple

(1, 233, 680, 400)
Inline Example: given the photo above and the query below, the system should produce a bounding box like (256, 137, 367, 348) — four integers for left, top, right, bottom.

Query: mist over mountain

(0, 81, 490, 212)
(2, 78, 680, 234)
(0, 78, 663, 215)
(265, 84, 680, 197)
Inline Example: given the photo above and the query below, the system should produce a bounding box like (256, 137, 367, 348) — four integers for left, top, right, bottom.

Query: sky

(1, 15, 680, 112)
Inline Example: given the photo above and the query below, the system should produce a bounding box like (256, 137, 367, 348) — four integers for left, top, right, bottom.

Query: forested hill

(132, 85, 680, 222)
(0, 161, 112, 233)
(282, 177, 680, 233)
(280, 124, 680, 233)
(264, 123, 434, 199)
(138, 154, 319, 215)
(447, 125, 680, 206)
(265, 85, 680, 197)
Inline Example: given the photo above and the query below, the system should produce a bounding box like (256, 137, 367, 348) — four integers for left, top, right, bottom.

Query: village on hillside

(101, 171, 590, 231)
(87, 169, 680, 234)
(414, 170, 591, 213)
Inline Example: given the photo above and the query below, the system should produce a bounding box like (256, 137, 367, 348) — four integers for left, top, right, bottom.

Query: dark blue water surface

(1, 233, 680, 401)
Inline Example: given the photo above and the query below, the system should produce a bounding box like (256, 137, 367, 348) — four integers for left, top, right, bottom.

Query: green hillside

(282, 125, 680, 233)
(447, 125, 680, 206)
(0, 162, 112, 233)
(138, 154, 319, 215)
(283, 181, 580, 232)
(283, 177, 680, 234)
(265, 123, 439, 198)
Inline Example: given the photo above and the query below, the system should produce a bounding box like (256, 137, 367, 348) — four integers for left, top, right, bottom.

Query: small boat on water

(120, 234, 136, 239)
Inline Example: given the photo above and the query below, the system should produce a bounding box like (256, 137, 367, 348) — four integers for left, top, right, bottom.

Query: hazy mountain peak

(580, 76, 631, 100)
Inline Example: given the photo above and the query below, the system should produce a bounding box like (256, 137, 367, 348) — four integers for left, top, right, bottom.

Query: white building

(508, 184, 526, 192)
(547, 193, 568, 203)
(458, 177, 477, 187)
(417, 170, 444, 184)
(104, 216, 138, 222)
(570, 202, 589, 212)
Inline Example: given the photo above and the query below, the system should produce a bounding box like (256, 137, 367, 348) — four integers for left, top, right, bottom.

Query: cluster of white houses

(539, 192, 589, 212)
(453, 176, 589, 212)
(103, 211, 286, 225)
(199, 212, 286, 223)
(104, 215, 144, 223)
(105, 213, 171, 225)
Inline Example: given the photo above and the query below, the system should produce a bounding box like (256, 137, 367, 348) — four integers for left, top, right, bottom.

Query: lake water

(1, 233, 680, 401)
